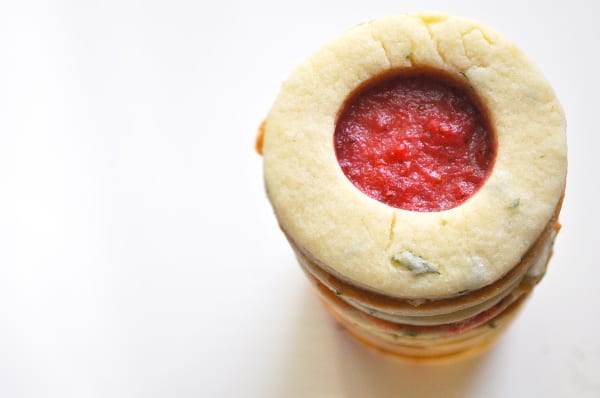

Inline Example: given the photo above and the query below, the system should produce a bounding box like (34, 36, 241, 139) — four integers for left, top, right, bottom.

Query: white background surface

(1, 1, 599, 397)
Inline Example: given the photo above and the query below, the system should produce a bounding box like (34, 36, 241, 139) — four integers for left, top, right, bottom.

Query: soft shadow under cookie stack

(258, 13, 567, 362)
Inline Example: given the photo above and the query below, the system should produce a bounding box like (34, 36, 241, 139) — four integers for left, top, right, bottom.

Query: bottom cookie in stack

(314, 276, 528, 363)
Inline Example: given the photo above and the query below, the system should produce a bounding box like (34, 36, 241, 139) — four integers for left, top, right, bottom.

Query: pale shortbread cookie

(262, 13, 566, 298)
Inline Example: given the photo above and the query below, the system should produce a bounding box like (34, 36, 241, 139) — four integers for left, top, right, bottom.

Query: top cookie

(261, 13, 567, 299)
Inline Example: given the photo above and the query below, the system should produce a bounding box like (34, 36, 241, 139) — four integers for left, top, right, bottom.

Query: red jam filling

(334, 72, 495, 212)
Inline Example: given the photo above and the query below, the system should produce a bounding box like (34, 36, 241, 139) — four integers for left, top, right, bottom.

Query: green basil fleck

(508, 198, 520, 209)
(392, 250, 440, 275)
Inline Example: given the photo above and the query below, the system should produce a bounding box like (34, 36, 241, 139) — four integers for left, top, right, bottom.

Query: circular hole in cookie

(334, 68, 496, 212)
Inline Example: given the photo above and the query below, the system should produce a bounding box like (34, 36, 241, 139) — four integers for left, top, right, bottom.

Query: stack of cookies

(258, 13, 566, 362)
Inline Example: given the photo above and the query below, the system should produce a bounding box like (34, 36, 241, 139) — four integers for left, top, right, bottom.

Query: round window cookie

(261, 13, 566, 299)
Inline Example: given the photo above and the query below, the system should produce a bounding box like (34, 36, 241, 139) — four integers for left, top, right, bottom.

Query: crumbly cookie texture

(262, 13, 566, 298)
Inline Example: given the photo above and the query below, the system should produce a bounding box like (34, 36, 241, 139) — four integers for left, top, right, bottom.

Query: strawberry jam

(334, 71, 495, 212)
